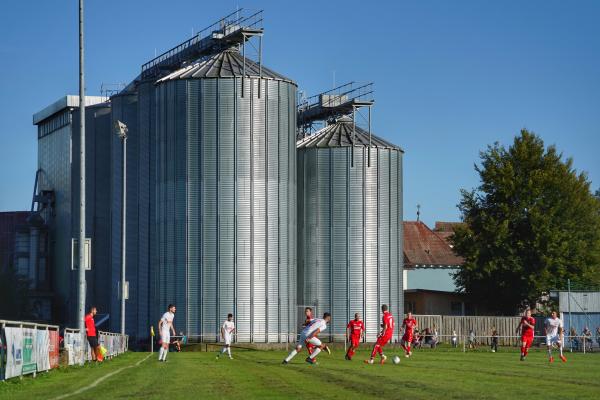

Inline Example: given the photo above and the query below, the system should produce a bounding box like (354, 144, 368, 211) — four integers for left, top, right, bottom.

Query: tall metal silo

(297, 116, 403, 341)
(154, 48, 297, 342)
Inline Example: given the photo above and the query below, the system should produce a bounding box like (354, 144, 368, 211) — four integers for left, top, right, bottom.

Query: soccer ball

(392, 355, 401, 364)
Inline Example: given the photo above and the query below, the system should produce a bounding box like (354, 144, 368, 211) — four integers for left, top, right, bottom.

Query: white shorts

(546, 334, 561, 346)
(161, 330, 170, 344)
(223, 333, 232, 346)
(298, 335, 321, 348)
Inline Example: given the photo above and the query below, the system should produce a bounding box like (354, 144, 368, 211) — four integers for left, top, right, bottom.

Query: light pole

(77, 0, 87, 366)
(114, 120, 128, 336)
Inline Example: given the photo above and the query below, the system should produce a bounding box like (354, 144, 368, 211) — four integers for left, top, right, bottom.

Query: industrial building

(32, 95, 114, 327)
(28, 10, 404, 342)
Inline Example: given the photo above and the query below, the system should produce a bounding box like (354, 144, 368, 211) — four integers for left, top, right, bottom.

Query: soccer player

(158, 304, 176, 362)
(545, 310, 567, 363)
(365, 305, 394, 365)
(400, 311, 417, 357)
(303, 307, 316, 358)
(283, 312, 331, 365)
(345, 313, 365, 360)
(516, 308, 535, 361)
(217, 313, 235, 360)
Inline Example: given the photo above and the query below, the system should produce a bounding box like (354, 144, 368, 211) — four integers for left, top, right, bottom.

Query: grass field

(1, 347, 599, 399)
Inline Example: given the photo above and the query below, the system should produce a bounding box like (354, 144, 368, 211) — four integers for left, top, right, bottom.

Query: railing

(63, 327, 128, 366)
(0, 320, 60, 380)
(141, 9, 264, 79)
(1, 320, 128, 381)
(298, 82, 374, 112)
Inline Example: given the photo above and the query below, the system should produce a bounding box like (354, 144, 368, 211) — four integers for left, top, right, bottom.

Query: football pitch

(1, 348, 599, 400)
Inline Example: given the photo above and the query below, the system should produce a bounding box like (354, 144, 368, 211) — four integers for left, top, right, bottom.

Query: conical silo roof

(156, 48, 295, 84)
(296, 116, 402, 150)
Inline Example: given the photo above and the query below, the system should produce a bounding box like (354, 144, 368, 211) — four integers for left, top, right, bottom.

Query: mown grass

(1, 346, 599, 399)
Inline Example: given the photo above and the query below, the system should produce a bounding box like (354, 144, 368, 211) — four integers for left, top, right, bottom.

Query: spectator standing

(431, 325, 439, 348)
(468, 329, 477, 349)
(490, 328, 498, 353)
(451, 330, 458, 348)
(596, 326, 600, 348)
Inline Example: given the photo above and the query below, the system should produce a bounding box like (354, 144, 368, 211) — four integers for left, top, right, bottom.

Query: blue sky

(1, 0, 598, 227)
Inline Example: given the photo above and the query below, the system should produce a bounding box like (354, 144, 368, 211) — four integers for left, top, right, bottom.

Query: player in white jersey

(217, 313, 235, 360)
(545, 311, 567, 363)
(283, 313, 331, 365)
(158, 304, 176, 362)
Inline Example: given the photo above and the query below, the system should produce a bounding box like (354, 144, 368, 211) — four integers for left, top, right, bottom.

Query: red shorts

(350, 335, 361, 348)
(521, 334, 533, 348)
(377, 334, 392, 347)
(402, 333, 413, 344)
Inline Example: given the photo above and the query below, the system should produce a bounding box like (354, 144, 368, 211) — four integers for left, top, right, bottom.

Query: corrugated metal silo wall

(298, 146, 403, 341)
(156, 77, 297, 342)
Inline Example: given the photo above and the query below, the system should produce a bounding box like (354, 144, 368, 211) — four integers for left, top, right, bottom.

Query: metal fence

(0, 320, 59, 380)
(63, 328, 128, 365)
(412, 315, 523, 346)
(1, 320, 128, 381)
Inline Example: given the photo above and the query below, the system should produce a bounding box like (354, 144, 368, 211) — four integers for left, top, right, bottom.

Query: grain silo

(152, 46, 297, 342)
(297, 113, 403, 342)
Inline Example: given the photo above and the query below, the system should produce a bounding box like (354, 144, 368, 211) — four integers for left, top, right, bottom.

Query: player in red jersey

(345, 313, 365, 360)
(303, 307, 316, 358)
(401, 311, 417, 357)
(365, 305, 394, 365)
(517, 308, 536, 361)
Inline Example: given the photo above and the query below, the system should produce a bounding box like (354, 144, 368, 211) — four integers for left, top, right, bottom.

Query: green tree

(452, 130, 600, 315)
(0, 266, 32, 320)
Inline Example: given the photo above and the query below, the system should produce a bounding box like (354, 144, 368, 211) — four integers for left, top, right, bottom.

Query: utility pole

(115, 120, 128, 336)
(77, 0, 87, 365)
(567, 278, 571, 332)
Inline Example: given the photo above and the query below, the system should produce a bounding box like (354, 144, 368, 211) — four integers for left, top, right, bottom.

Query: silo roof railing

(297, 82, 374, 128)
(141, 9, 264, 80)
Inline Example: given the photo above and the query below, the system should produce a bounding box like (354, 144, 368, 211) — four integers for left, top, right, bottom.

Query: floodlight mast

(77, 0, 87, 366)
(114, 120, 128, 336)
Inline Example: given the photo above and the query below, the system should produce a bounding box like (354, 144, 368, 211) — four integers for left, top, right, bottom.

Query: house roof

(403, 221, 464, 268)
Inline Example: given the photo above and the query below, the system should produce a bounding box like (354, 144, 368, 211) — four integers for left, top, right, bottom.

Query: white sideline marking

(50, 353, 152, 400)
